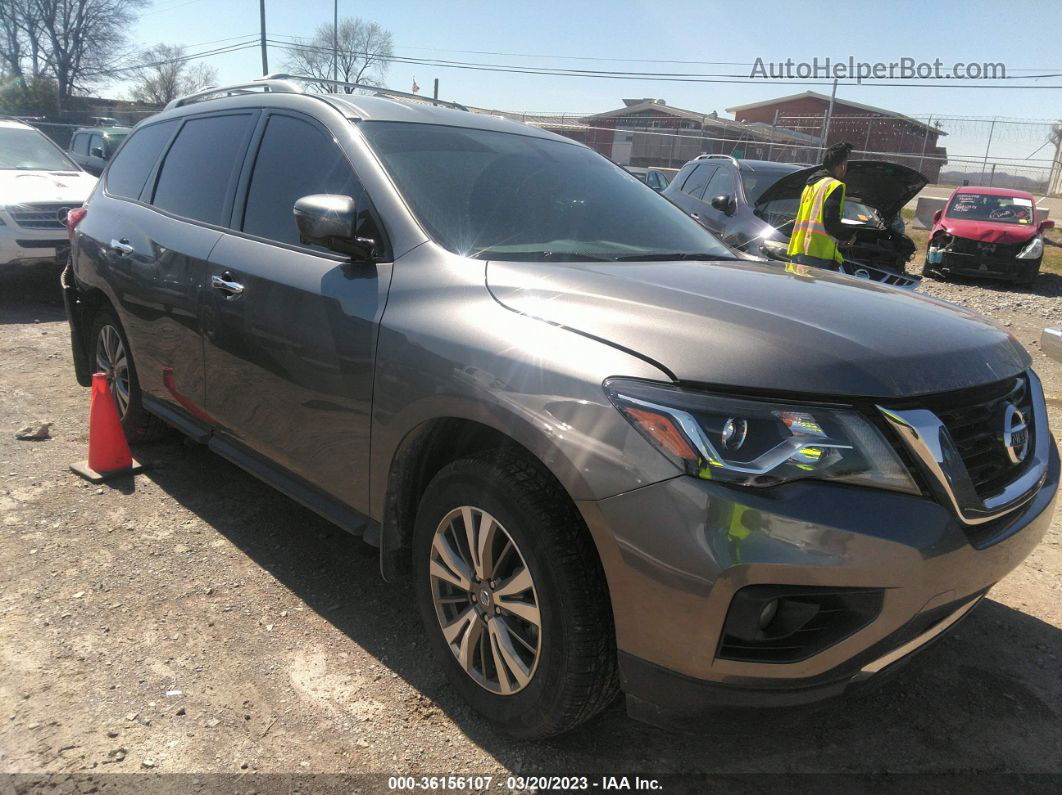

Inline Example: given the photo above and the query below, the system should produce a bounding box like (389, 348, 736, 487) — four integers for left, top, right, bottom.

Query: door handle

(210, 272, 244, 295)
(689, 212, 701, 221)
(109, 238, 134, 256)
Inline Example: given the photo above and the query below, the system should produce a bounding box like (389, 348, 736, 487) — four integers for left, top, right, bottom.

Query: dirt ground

(1, 262, 1060, 786)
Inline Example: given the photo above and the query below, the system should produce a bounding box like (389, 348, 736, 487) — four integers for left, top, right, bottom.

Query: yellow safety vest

(787, 176, 846, 264)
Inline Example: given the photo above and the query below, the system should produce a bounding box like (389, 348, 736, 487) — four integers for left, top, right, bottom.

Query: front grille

(8, 203, 76, 230)
(948, 237, 1022, 259)
(926, 375, 1033, 499)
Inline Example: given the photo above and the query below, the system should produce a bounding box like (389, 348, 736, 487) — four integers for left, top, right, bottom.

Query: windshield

(740, 164, 801, 204)
(945, 192, 1035, 226)
(841, 200, 882, 226)
(358, 121, 735, 262)
(0, 126, 79, 171)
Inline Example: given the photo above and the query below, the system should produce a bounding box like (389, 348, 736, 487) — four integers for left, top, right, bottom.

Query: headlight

(605, 379, 918, 494)
(1016, 237, 1043, 260)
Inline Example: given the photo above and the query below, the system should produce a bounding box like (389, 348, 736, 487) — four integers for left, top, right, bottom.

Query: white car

(1, 118, 98, 267)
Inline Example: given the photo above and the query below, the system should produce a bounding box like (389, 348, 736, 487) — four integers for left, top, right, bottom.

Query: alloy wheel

(95, 324, 130, 419)
(428, 506, 542, 695)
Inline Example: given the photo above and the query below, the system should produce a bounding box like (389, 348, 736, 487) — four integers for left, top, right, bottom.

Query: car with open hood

(0, 118, 98, 267)
(926, 186, 1054, 285)
(662, 155, 926, 287)
(63, 76, 1057, 738)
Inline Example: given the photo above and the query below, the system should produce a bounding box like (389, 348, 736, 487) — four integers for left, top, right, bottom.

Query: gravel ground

(1, 263, 1060, 787)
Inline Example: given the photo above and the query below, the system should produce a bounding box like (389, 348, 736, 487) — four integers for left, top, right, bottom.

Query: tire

(89, 307, 167, 442)
(413, 452, 618, 738)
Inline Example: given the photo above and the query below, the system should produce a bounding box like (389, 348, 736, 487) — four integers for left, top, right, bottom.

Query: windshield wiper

(477, 250, 612, 262)
(613, 252, 739, 262)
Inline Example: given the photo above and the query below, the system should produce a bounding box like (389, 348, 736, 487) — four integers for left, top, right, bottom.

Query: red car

(925, 186, 1054, 285)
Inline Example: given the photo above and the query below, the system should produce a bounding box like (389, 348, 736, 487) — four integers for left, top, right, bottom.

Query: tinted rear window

(152, 114, 254, 225)
(105, 120, 178, 200)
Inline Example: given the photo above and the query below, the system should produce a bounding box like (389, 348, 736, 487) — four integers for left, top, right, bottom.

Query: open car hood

(755, 160, 928, 221)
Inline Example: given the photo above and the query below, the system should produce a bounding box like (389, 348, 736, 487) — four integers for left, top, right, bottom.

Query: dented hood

(487, 258, 1029, 399)
(755, 160, 928, 221)
(937, 216, 1039, 246)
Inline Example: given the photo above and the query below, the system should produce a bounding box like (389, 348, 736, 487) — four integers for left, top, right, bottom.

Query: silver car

(63, 77, 1059, 737)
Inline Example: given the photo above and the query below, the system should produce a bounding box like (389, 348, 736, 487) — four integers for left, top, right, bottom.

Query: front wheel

(413, 452, 617, 738)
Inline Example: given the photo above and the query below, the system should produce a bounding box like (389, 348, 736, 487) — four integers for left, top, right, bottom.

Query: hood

(486, 258, 1029, 399)
(0, 169, 97, 204)
(755, 160, 928, 221)
(936, 216, 1039, 245)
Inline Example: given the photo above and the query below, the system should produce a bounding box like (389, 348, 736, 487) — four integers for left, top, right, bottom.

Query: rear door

(84, 112, 257, 426)
(202, 110, 392, 513)
(667, 162, 717, 223)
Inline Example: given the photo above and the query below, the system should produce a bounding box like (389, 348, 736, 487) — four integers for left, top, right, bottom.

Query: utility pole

(259, 0, 268, 75)
(332, 0, 338, 83)
(981, 116, 997, 184)
(819, 78, 837, 155)
(767, 108, 778, 162)
(433, 79, 439, 106)
(917, 115, 933, 176)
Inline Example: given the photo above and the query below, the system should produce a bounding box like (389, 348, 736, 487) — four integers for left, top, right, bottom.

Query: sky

(117, 0, 1062, 173)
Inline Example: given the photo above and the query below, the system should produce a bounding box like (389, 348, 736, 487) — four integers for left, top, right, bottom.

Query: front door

(202, 111, 392, 514)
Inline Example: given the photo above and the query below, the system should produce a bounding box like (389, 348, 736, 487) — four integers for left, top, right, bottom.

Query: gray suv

(63, 77, 1059, 738)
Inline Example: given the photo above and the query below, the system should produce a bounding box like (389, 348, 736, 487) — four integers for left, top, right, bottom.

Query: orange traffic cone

(70, 372, 145, 482)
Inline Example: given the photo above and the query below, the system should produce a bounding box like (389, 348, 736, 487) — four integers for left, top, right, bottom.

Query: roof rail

(164, 77, 304, 110)
(695, 153, 740, 165)
(260, 73, 469, 112)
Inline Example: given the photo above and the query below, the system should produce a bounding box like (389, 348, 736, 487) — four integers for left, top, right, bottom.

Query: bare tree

(34, 0, 147, 101)
(129, 43, 217, 105)
(0, 0, 48, 81)
(284, 17, 393, 93)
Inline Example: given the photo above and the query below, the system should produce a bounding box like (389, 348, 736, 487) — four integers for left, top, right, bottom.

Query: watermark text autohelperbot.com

(751, 57, 1006, 82)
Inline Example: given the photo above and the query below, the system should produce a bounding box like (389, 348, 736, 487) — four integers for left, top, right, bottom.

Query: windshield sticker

(1011, 197, 1033, 207)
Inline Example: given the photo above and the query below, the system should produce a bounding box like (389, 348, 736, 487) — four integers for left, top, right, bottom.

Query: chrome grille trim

(8, 203, 76, 230)
(877, 370, 1049, 526)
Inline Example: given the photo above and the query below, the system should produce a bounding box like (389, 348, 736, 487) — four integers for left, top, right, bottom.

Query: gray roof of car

(321, 93, 574, 143)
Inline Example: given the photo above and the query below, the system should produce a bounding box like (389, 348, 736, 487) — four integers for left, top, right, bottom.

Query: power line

(268, 39, 1062, 89)
(265, 35, 1062, 73)
(83, 40, 261, 78)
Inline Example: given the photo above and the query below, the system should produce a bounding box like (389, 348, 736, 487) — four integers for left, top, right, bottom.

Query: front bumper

(577, 439, 1058, 728)
(936, 246, 1036, 281)
(0, 227, 69, 266)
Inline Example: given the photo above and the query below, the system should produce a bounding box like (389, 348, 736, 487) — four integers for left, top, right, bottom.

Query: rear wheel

(413, 452, 617, 738)
(89, 308, 167, 442)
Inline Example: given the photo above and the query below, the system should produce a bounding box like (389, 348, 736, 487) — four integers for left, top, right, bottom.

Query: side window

(680, 164, 717, 199)
(704, 166, 736, 201)
(88, 133, 103, 156)
(152, 113, 254, 225)
(71, 133, 88, 155)
(105, 120, 179, 201)
(241, 114, 374, 249)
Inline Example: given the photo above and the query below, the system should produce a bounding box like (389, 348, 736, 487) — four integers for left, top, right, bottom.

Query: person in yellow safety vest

(787, 141, 857, 270)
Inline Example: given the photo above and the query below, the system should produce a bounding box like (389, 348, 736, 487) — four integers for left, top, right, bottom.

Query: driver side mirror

(90, 146, 105, 158)
(293, 194, 375, 259)
(711, 194, 736, 216)
(1040, 219, 1055, 233)
(932, 209, 943, 225)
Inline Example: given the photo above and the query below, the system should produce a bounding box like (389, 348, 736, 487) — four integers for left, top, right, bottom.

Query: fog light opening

(758, 598, 779, 629)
